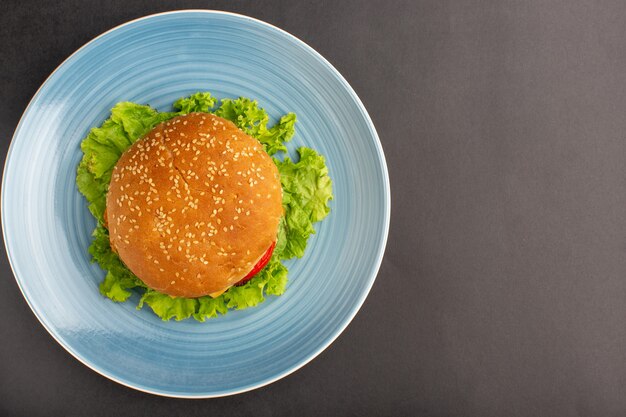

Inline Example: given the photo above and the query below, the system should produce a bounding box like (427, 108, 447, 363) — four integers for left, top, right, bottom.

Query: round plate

(2, 10, 390, 397)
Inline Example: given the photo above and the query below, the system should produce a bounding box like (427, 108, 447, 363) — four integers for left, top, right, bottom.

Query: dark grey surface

(2, 1, 626, 416)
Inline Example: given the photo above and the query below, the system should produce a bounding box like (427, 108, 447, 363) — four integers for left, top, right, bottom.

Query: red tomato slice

(235, 241, 276, 286)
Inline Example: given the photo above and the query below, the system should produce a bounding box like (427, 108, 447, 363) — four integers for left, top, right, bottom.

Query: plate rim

(1, 9, 391, 398)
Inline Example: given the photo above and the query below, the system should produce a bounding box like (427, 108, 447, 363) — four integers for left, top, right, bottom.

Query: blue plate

(2, 11, 390, 397)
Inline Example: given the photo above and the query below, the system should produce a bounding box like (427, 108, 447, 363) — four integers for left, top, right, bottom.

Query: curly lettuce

(77, 92, 332, 321)
(274, 148, 333, 259)
(215, 97, 296, 155)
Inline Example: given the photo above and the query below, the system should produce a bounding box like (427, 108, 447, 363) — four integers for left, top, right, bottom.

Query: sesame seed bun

(106, 113, 283, 298)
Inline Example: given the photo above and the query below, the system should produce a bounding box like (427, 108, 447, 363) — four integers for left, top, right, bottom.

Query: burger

(106, 112, 283, 298)
(77, 92, 333, 321)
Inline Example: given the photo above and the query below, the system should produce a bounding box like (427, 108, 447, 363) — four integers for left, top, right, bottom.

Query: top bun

(106, 113, 283, 298)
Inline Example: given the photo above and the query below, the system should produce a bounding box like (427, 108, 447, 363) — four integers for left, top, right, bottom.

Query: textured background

(2, 1, 626, 416)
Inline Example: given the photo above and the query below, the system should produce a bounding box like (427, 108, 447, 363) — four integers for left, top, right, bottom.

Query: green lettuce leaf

(138, 290, 199, 321)
(214, 97, 267, 135)
(194, 296, 229, 322)
(77, 92, 331, 322)
(259, 113, 297, 155)
(274, 147, 333, 259)
(174, 91, 218, 114)
(76, 102, 174, 222)
(89, 226, 144, 302)
(215, 97, 296, 154)
(264, 259, 289, 296)
(223, 259, 289, 309)
(110, 102, 176, 141)
(134, 259, 287, 320)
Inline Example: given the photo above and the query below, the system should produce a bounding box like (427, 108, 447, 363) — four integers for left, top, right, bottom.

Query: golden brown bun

(106, 113, 283, 298)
